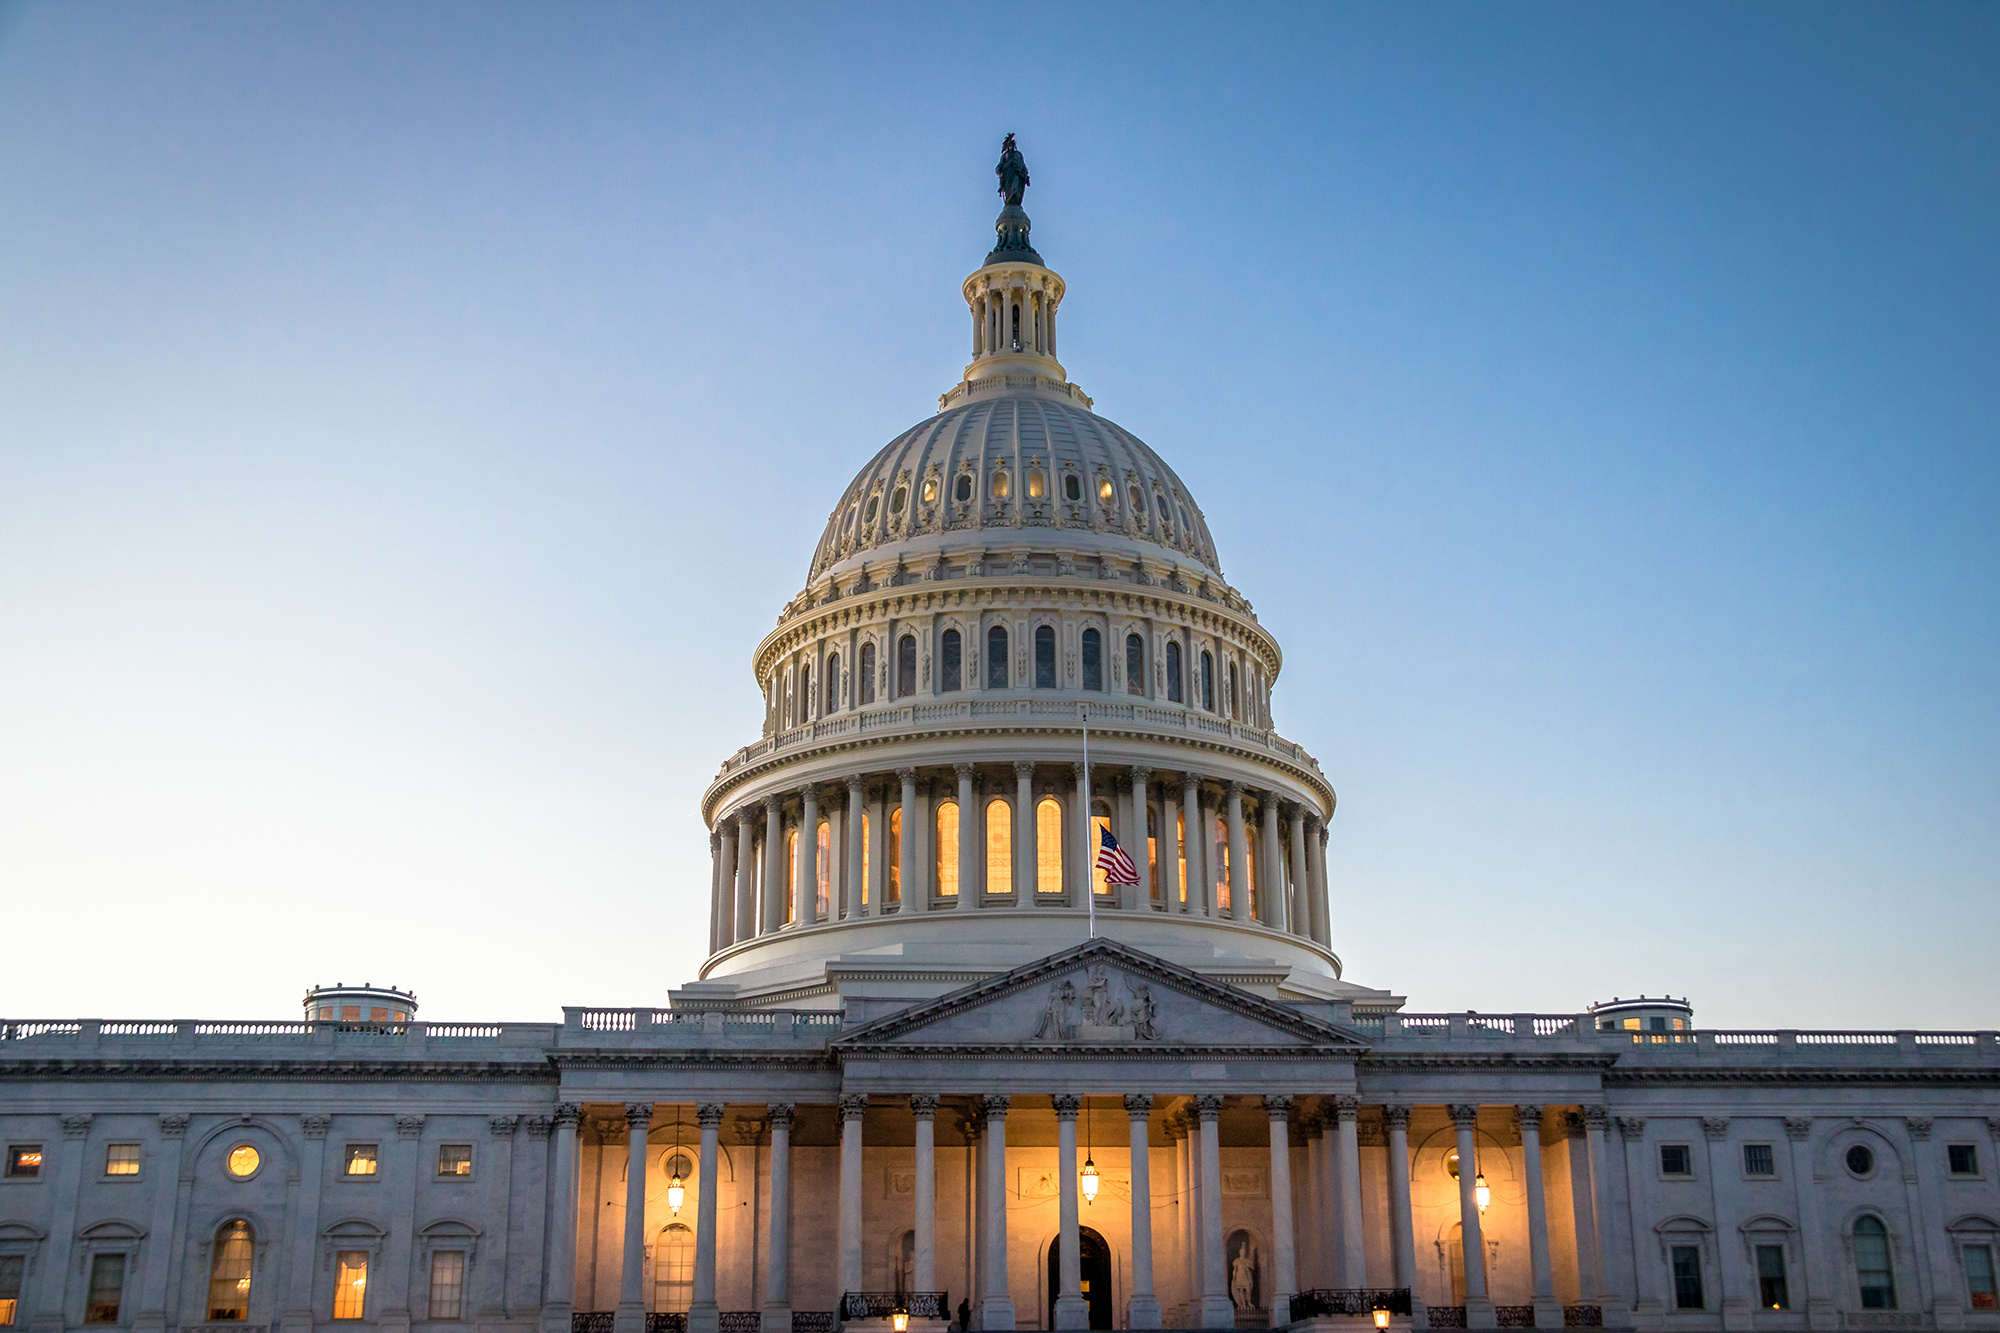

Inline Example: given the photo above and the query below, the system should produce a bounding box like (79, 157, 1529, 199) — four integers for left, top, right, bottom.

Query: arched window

(1227, 661, 1239, 717)
(1064, 473, 1082, 502)
(860, 643, 877, 704)
(654, 1224, 694, 1313)
(935, 802, 959, 898)
(783, 828, 797, 925)
(986, 798, 1012, 891)
(987, 626, 1009, 688)
(1081, 629, 1103, 691)
(860, 812, 871, 906)
(1166, 641, 1183, 703)
(1036, 798, 1064, 894)
(954, 473, 972, 502)
(992, 469, 1010, 499)
(1147, 805, 1160, 902)
(887, 807, 902, 904)
(825, 653, 840, 714)
(1855, 1216, 1896, 1309)
(1212, 814, 1231, 913)
(897, 635, 917, 697)
(1176, 807, 1188, 904)
(1034, 625, 1057, 688)
(941, 630, 962, 693)
(1200, 651, 1215, 711)
(1126, 634, 1145, 696)
(815, 819, 831, 917)
(208, 1219, 254, 1320)
(1246, 817, 1260, 920)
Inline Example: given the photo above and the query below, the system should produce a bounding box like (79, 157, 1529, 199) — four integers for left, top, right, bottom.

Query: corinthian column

(1052, 1096, 1086, 1329)
(761, 795, 784, 933)
(1265, 1096, 1298, 1322)
(1195, 1095, 1234, 1328)
(956, 764, 979, 901)
(539, 1104, 584, 1333)
(838, 1096, 867, 1298)
(845, 777, 866, 919)
(1013, 761, 1035, 902)
(613, 1103, 653, 1333)
(1125, 1095, 1161, 1329)
(1225, 782, 1249, 920)
(763, 1105, 794, 1333)
(795, 785, 818, 926)
(1517, 1106, 1562, 1329)
(1259, 796, 1286, 930)
(981, 1095, 1016, 1329)
(735, 808, 758, 940)
(1130, 767, 1153, 907)
(688, 1104, 725, 1333)
(1334, 1096, 1366, 1286)
(911, 1096, 939, 1295)
(1385, 1106, 1425, 1327)
(1286, 805, 1310, 940)
(1450, 1105, 1496, 1329)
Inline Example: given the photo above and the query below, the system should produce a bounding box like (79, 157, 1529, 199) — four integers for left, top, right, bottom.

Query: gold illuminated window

(991, 470, 1010, 499)
(861, 812, 870, 905)
(1027, 469, 1046, 499)
(84, 1254, 124, 1324)
(934, 801, 959, 897)
(332, 1253, 368, 1319)
(1097, 477, 1114, 504)
(6, 1146, 42, 1178)
(783, 828, 797, 924)
(1212, 815, 1231, 913)
(986, 798, 1011, 891)
(1176, 808, 1188, 904)
(104, 1144, 140, 1176)
(1091, 808, 1114, 896)
(920, 476, 938, 506)
(887, 807, 902, 903)
(1035, 799, 1063, 894)
(207, 1220, 253, 1320)
(815, 819, 831, 916)
(343, 1145, 378, 1177)
(226, 1145, 260, 1178)
(0, 1253, 23, 1327)
(437, 1146, 472, 1177)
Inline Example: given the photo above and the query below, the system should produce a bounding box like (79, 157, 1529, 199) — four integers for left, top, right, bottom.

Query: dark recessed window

(889, 485, 907, 515)
(825, 652, 841, 714)
(897, 635, 917, 697)
(1757, 1246, 1789, 1310)
(1855, 1216, 1896, 1308)
(859, 643, 877, 705)
(863, 495, 879, 525)
(954, 474, 972, 502)
(1660, 1144, 1693, 1176)
(1671, 1246, 1704, 1310)
(1846, 1144, 1876, 1177)
(1165, 641, 1183, 703)
(1034, 626, 1056, 689)
(1081, 629, 1102, 691)
(987, 626, 1009, 689)
(1949, 1144, 1979, 1176)
(1064, 474, 1081, 502)
(1125, 634, 1145, 697)
(1743, 1143, 1775, 1176)
(940, 630, 962, 693)
(85, 1254, 126, 1324)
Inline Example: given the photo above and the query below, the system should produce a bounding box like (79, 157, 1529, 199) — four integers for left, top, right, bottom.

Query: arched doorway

(1045, 1229, 1113, 1330)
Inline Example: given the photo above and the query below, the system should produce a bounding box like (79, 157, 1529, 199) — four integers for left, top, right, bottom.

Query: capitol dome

(685, 150, 1374, 1018)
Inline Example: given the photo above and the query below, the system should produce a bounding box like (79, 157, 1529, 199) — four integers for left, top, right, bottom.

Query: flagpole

(1081, 703, 1096, 940)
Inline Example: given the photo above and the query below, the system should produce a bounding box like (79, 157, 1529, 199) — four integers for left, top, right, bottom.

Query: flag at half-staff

(1095, 824, 1139, 886)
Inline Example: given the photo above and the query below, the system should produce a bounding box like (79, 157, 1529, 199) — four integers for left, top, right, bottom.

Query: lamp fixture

(667, 1110, 686, 1216)
(1474, 1171, 1491, 1215)
(892, 1310, 909, 1333)
(1080, 1098, 1099, 1204)
(1373, 1308, 1392, 1329)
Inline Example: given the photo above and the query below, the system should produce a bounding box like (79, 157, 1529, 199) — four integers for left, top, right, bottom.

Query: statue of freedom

(996, 133, 1030, 207)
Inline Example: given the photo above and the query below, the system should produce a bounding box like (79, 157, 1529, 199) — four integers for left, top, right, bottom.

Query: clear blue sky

(1, 3, 1994, 1026)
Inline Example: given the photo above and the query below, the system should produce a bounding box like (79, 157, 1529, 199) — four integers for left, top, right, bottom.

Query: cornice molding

(0, 1059, 559, 1083)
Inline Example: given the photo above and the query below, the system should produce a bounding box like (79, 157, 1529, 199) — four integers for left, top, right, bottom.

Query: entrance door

(1045, 1229, 1113, 1330)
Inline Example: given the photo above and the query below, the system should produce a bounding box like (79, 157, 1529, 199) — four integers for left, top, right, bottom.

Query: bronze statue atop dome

(996, 132, 1030, 207)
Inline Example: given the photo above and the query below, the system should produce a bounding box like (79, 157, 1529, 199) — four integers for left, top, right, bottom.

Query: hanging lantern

(1474, 1171, 1491, 1214)
(668, 1111, 687, 1215)
(1080, 1155, 1099, 1204)
(1373, 1308, 1392, 1329)
(892, 1310, 910, 1333)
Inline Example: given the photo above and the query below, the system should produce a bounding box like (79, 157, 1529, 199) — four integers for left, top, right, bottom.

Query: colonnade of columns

(569, 1096, 1609, 1333)
(707, 765, 1334, 954)
(969, 277, 1058, 360)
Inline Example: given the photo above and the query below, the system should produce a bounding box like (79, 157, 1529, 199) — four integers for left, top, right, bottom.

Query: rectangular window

(333, 1252, 368, 1319)
(1660, 1144, 1693, 1176)
(343, 1144, 378, 1176)
(984, 800, 1009, 894)
(1948, 1144, 1980, 1176)
(1965, 1246, 1997, 1311)
(1756, 1245, 1790, 1310)
(437, 1145, 472, 1177)
(427, 1252, 465, 1321)
(103, 1144, 141, 1177)
(1743, 1143, 1775, 1177)
(0, 1254, 24, 1328)
(1671, 1246, 1704, 1310)
(1035, 798, 1063, 894)
(4, 1147, 40, 1179)
(85, 1253, 126, 1324)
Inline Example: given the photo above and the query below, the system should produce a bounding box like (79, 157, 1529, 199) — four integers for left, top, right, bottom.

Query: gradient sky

(1, 3, 1994, 1027)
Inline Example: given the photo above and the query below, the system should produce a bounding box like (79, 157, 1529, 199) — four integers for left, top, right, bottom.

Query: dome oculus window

(1064, 474, 1082, 502)
(954, 474, 973, 502)
(863, 495, 879, 525)
(1129, 485, 1145, 515)
(1179, 503, 1192, 530)
(1028, 468, 1046, 499)
(1845, 1144, 1876, 1177)
(889, 485, 907, 515)
(225, 1145, 261, 1179)
(991, 470, 1010, 499)
(1097, 478, 1115, 505)
(921, 476, 939, 505)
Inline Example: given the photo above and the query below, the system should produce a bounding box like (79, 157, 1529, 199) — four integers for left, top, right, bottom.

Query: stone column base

(762, 1303, 793, 1333)
(1464, 1296, 1498, 1331)
(1720, 1298, 1753, 1332)
(1053, 1294, 1089, 1329)
(276, 1309, 315, 1333)
(1935, 1299, 1967, 1332)
(540, 1302, 575, 1333)
(1197, 1294, 1238, 1328)
(1805, 1299, 1839, 1332)
(1125, 1294, 1163, 1329)
(130, 1314, 167, 1333)
(614, 1303, 648, 1333)
(978, 1295, 1016, 1331)
(1533, 1297, 1566, 1330)
(688, 1299, 721, 1333)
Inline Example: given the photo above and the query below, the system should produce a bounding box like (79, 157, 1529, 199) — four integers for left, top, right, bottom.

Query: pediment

(833, 938, 1368, 1055)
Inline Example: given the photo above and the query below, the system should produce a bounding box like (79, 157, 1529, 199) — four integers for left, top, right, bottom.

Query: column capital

(766, 1103, 795, 1130)
(525, 1116, 554, 1139)
(60, 1114, 93, 1140)
(1447, 1103, 1480, 1129)
(1332, 1095, 1360, 1122)
(1015, 759, 1036, 778)
(491, 1115, 521, 1138)
(291, 1115, 323, 1140)
(1194, 1094, 1224, 1122)
(1783, 1116, 1812, 1141)
(1579, 1105, 1610, 1132)
(797, 782, 818, 800)
(838, 1095, 869, 1121)
(1513, 1104, 1544, 1134)
(896, 766, 918, 784)
(951, 762, 975, 781)
(846, 773, 866, 792)
(709, 828, 720, 848)
(1616, 1116, 1647, 1141)
(1129, 765, 1151, 784)
(764, 793, 783, 813)
(553, 1101, 584, 1126)
(1071, 761, 1087, 780)
(1382, 1104, 1412, 1130)
(1124, 1093, 1154, 1119)
(697, 1102, 726, 1129)
(1262, 1094, 1293, 1120)
(981, 1093, 1013, 1121)
(1225, 779, 1244, 798)
(737, 806, 758, 826)
(1182, 770, 1202, 787)
(1702, 1117, 1731, 1141)
(1051, 1094, 1081, 1120)
(1905, 1117, 1933, 1141)
(909, 1095, 940, 1120)
(625, 1102, 655, 1128)
(396, 1114, 426, 1140)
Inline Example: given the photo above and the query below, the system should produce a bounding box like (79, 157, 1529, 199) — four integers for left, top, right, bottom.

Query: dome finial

(987, 134, 1043, 266)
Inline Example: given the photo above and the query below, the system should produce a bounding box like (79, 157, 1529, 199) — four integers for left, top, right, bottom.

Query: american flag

(1095, 824, 1139, 886)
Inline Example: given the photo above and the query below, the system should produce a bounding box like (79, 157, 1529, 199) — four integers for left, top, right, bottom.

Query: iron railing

(1495, 1307, 1537, 1328)
(1427, 1307, 1467, 1329)
(840, 1292, 948, 1321)
(1289, 1289, 1413, 1321)
(793, 1315, 836, 1333)
(1563, 1307, 1603, 1327)
(718, 1314, 762, 1333)
(573, 1314, 615, 1333)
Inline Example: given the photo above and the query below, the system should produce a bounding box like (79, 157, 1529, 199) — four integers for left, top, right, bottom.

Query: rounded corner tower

(692, 139, 1340, 1012)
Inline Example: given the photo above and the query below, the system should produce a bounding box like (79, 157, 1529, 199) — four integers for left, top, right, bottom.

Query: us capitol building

(4, 141, 1997, 1333)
